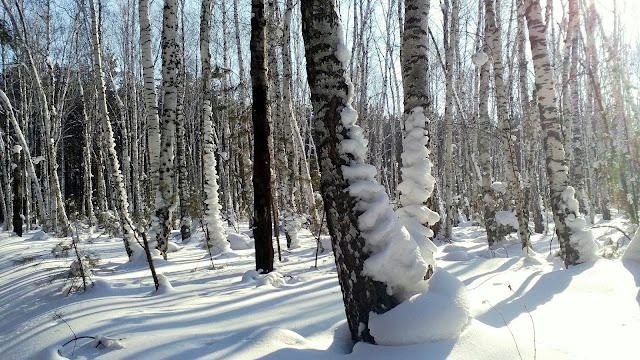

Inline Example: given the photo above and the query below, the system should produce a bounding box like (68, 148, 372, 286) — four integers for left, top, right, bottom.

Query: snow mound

(240, 270, 285, 287)
(87, 278, 114, 296)
(495, 211, 518, 231)
(561, 187, 597, 263)
(441, 250, 475, 261)
(248, 327, 309, 347)
(31, 230, 50, 241)
(167, 241, 181, 253)
(241, 270, 262, 283)
(156, 274, 175, 294)
(228, 233, 252, 250)
(224, 327, 318, 359)
(369, 269, 470, 345)
(442, 244, 467, 253)
(623, 228, 640, 262)
(257, 272, 286, 288)
(490, 182, 507, 194)
(36, 346, 68, 360)
(90, 335, 124, 350)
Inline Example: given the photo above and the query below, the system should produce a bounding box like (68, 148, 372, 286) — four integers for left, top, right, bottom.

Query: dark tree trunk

(301, 1, 396, 344)
(251, 0, 274, 273)
(12, 149, 23, 236)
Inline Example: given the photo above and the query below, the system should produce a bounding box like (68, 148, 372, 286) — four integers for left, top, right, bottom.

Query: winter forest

(1, 0, 640, 358)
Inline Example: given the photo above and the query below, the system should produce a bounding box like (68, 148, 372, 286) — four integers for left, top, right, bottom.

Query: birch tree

(301, 0, 431, 343)
(155, 0, 179, 258)
(442, 0, 459, 240)
(524, 0, 596, 267)
(396, 0, 439, 276)
(485, 0, 530, 249)
(88, 0, 140, 258)
(139, 0, 161, 193)
(200, 0, 230, 254)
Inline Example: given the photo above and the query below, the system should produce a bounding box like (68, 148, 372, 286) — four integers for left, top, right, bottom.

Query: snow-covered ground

(1, 214, 638, 360)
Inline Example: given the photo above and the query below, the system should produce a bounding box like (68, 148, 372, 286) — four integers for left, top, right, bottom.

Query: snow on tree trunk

(524, 0, 596, 267)
(396, 0, 439, 276)
(476, 40, 501, 246)
(484, 0, 530, 250)
(301, 0, 430, 343)
(155, 0, 179, 259)
(251, 0, 275, 273)
(89, 0, 141, 258)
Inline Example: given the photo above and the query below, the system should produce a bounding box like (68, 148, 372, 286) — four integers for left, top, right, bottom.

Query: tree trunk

(443, 0, 459, 240)
(12, 146, 23, 236)
(139, 0, 161, 193)
(524, 0, 596, 267)
(301, 0, 429, 343)
(485, 0, 530, 249)
(155, 0, 179, 259)
(251, 0, 274, 273)
(89, 0, 140, 258)
(200, 0, 230, 254)
(396, 0, 439, 275)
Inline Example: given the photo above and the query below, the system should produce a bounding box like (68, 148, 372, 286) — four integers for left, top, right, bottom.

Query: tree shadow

(476, 261, 594, 327)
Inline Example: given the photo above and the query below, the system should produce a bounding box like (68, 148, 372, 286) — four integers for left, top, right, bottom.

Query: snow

(622, 227, 640, 262)
(369, 269, 470, 345)
(561, 186, 598, 263)
(1, 214, 640, 359)
(495, 210, 519, 230)
(490, 181, 507, 194)
(228, 232, 252, 250)
(12, 144, 22, 153)
(471, 50, 489, 66)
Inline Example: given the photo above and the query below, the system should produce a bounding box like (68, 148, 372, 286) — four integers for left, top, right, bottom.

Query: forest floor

(1, 212, 638, 360)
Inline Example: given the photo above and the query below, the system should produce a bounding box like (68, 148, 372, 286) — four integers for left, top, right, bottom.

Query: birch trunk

(485, 0, 530, 249)
(301, 0, 431, 343)
(200, 0, 229, 254)
(139, 0, 161, 193)
(524, 0, 596, 267)
(155, 0, 179, 258)
(443, 0, 459, 240)
(89, 0, 140, 258)
(396, 0, 439, 275)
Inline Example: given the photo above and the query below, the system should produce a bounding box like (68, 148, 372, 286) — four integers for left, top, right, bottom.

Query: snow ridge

(334, 36, 429, 299)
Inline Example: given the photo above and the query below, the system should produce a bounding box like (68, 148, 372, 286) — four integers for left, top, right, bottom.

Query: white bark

(443, 0, 459, 240)
(525, 0, 596, 267)
(201, 0, 229, 254)
(397, 0, 439, 275)
(89, 0, 141, 258)
(484, 0, 530, 249)
(139, 0, 161, 192)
